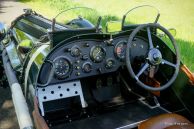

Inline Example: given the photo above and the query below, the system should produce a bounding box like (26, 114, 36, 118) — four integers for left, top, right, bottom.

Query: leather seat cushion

(138, 113, 194, 129)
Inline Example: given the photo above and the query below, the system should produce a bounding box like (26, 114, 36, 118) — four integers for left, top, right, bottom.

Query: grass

(19, 0, 194, 71)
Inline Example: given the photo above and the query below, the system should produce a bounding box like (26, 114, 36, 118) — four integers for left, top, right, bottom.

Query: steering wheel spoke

(162, 59, 176, 68)
(136, 63, 149, 78)
(147, 27, 154, 49)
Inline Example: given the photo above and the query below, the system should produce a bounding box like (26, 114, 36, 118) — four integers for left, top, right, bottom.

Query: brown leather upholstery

(138, 113, 194, 129)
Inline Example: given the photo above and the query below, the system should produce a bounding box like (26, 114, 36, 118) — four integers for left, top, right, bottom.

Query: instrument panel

(41, 36, 148, 84)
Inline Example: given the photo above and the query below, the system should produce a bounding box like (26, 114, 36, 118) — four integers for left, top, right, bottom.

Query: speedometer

(115, 40, 127, 61)
(90, 45, 106, 63)
(53, 57, 72, 79)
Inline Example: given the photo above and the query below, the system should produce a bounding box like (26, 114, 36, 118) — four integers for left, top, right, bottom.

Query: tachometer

(90, 45, 106, 63)
(53, 57, 72, 79)
(115, 40, 127, 60)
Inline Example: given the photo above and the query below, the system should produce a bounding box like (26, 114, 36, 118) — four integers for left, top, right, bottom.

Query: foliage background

(20, 0, 194, 71)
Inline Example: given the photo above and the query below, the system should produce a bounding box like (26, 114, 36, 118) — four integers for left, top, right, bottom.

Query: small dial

(53, 57, 72, 79)
(115, 40, 127, 60)
(105, 58, 115, 69)
(90, 45, 106, 63)
(82, 62, 92, 73)
(71, 46, 81, 57)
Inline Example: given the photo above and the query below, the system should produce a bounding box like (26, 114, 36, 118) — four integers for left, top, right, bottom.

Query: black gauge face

(105, 58, 115, 69)
(54, 57, 71, 79)
(71, 46, 81, 57)
(82, 62, 92, 73)
(115, 40, 127, 60)
(90, 46, 106, 63)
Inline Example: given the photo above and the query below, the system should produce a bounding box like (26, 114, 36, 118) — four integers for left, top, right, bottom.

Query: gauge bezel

(82, 62, 92, 73)
(105, 58, 115, 69)
(114, 40, 127, 61)
(53, 56, 72, 79)
(90, 45, 106, 63)
(70, 45, 81, 57)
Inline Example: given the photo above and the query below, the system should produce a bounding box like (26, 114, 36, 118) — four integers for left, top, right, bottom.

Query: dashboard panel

(39, 35, 149, 85)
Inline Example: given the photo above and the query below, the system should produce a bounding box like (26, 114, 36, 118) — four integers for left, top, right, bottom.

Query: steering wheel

(126, 23, 180, 91)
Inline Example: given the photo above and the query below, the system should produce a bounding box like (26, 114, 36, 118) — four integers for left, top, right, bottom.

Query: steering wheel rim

(126, 23, 180, 91)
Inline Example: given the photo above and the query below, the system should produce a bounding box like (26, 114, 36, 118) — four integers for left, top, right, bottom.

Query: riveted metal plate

(37, 80, 86, 116)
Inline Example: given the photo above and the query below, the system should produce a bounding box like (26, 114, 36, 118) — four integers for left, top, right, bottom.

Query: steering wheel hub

(148, 48, 162, 65)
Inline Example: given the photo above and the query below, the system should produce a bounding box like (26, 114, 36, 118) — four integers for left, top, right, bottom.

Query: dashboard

(39, 35, 149, 85)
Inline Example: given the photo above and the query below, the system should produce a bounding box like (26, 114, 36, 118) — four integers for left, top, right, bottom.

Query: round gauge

(105, 58, 115, 69)
(90, 45, 106, 63)
(71, 46, 81, 57)
(53, 57, 72, 79)
(82, 62, 92, 73)
(115, 40, 127, 60)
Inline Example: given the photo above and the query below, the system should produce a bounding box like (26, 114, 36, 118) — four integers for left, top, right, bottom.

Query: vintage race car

(0, 6, 194, 129)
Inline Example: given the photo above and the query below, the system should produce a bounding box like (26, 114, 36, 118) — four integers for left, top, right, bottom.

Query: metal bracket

(37, 80, 86, 116)
(139, 96, 160, 109)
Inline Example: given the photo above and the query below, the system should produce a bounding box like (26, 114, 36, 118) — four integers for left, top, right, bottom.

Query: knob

(75, 60, 80, 64)
(64, 48, 71, 52)
(75, 66, 80, 70)
(84, 43, 89, 47)
(75, 72, 81, 76)
(71, 46, 81, 57)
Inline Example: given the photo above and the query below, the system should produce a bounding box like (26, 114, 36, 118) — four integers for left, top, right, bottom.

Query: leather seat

(138, 113, 194, 129)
